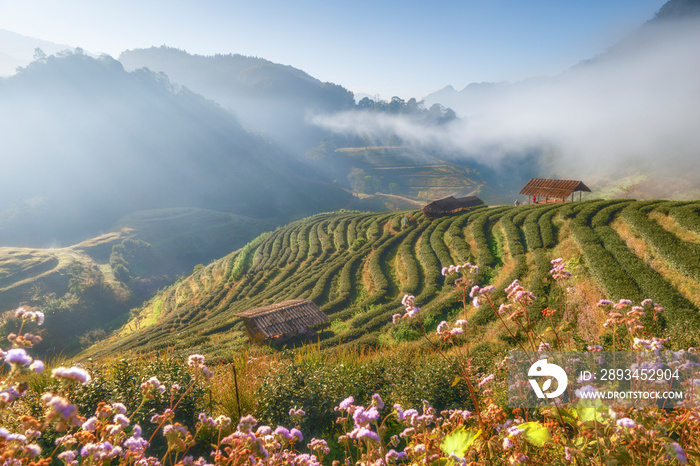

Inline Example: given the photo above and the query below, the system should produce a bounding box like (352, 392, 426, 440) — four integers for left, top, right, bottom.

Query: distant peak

(652, 0, 700, 22)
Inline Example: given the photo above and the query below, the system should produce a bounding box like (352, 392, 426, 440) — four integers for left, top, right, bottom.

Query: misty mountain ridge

(651, 0, 700, 21)
(119, 46, 355, 154)
(0, 28, 73, 75)
(424, 0, 700, 110)
(0, 50, 353, 247)
(391, 2, 700, 199)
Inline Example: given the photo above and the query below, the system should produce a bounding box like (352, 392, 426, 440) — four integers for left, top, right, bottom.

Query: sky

(0, 0, 668, 99)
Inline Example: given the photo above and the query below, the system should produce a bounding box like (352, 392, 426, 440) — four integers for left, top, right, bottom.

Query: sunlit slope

(334, 146, 486, 201)
(0, 51, 353, 246)
(0, 207, 275, 355)
(83, 200, 700, 360)
(0, 208, 273, 311)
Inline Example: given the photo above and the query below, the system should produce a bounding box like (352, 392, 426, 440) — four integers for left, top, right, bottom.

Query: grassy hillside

(82, 199, 700, 360)
(334, 146, 486, 201)
(0, 208, 273, 354)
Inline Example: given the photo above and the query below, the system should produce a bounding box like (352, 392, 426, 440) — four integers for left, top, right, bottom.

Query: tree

(348, 168, 381, 194)
(33, 48, 47, 62)
(358, 97, 375, 109)
(389, 96, 405, 113)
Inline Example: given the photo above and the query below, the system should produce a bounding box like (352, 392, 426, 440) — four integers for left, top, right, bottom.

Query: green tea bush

(570, 214, 643, 301)
(622, 204, 700, 282)
(669, 203, 700, 234)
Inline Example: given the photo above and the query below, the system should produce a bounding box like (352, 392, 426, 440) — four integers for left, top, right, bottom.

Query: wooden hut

(422, 195, 485, 219)
(519, 179, 591, 204)
(238, 299, 328, 344)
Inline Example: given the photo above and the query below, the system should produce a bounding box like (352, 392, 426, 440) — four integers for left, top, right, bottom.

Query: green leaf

(558, 408, 578, 424)
(451, 375, 462, 387)
(440, 427, 482, 459)
(576, 399, 606, 423)
(519, 422, 550, 447)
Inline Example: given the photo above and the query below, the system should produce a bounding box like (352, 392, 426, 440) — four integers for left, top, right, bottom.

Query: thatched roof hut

(238, 299, 328, 344)
(519, 178, 591, 203)
(422, 195, 485, 219)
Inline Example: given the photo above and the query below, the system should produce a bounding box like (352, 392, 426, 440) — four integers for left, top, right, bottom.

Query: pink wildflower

(479, 374, 495, 387)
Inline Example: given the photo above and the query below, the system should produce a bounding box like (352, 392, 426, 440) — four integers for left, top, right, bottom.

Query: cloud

(312, 19, 700, 182)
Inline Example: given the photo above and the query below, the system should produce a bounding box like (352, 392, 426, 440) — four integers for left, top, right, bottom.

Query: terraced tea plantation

(85, 199, 700, 360)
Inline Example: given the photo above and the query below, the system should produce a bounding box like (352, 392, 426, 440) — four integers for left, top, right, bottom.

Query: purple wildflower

(58, 451, 77, 463)
(386, 449, 408, 462)
(354, 426, 381, 443)
(394, 403, 405, 422)
(52, 366, 91, 384)
(43, 394, 77, 419)
(290, 428, 303, 442)
(273, 426, 292, 441)
(114, 414, 130, 428)
(616, 418, 637, 428)
(237, 414, 256, 432)
(187, 354, 206, 367)
(24, 444, 42, 458)
(666, 443, 688, 465)
(82, 417, 99, 432)
(308, 438, 330, 454)
(4, 348, 33, 366)
(336, 396, 354, 411)
(353, 406, 380, 425)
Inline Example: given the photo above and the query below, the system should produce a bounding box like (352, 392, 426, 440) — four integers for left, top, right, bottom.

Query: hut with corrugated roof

(238, 299, 328, 344)
(519, 178, 591, 204)
(422, 195, 485, 219)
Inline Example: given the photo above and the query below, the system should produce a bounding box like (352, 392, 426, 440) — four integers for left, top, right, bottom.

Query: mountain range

(0, 50, 354, 247)
(0, 0, 699, 355)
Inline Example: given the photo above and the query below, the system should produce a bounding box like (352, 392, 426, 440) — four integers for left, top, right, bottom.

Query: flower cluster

(441, 262, 478, 278)
(140, 376, 166, 397)
(2, 307, 46, 409)
(549, 258, 572, 280)
(187, 354, 213, 379)
(392, 294, 420, 322)
(15, 306, 45, 325)
(3, 257, 700, 466)
(505, 279, 537, 306)
(213, 413, 325, 465)
(435, 319, 467, 339)
(599, 298, 665, 345)
(52, 366, 91, 385)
